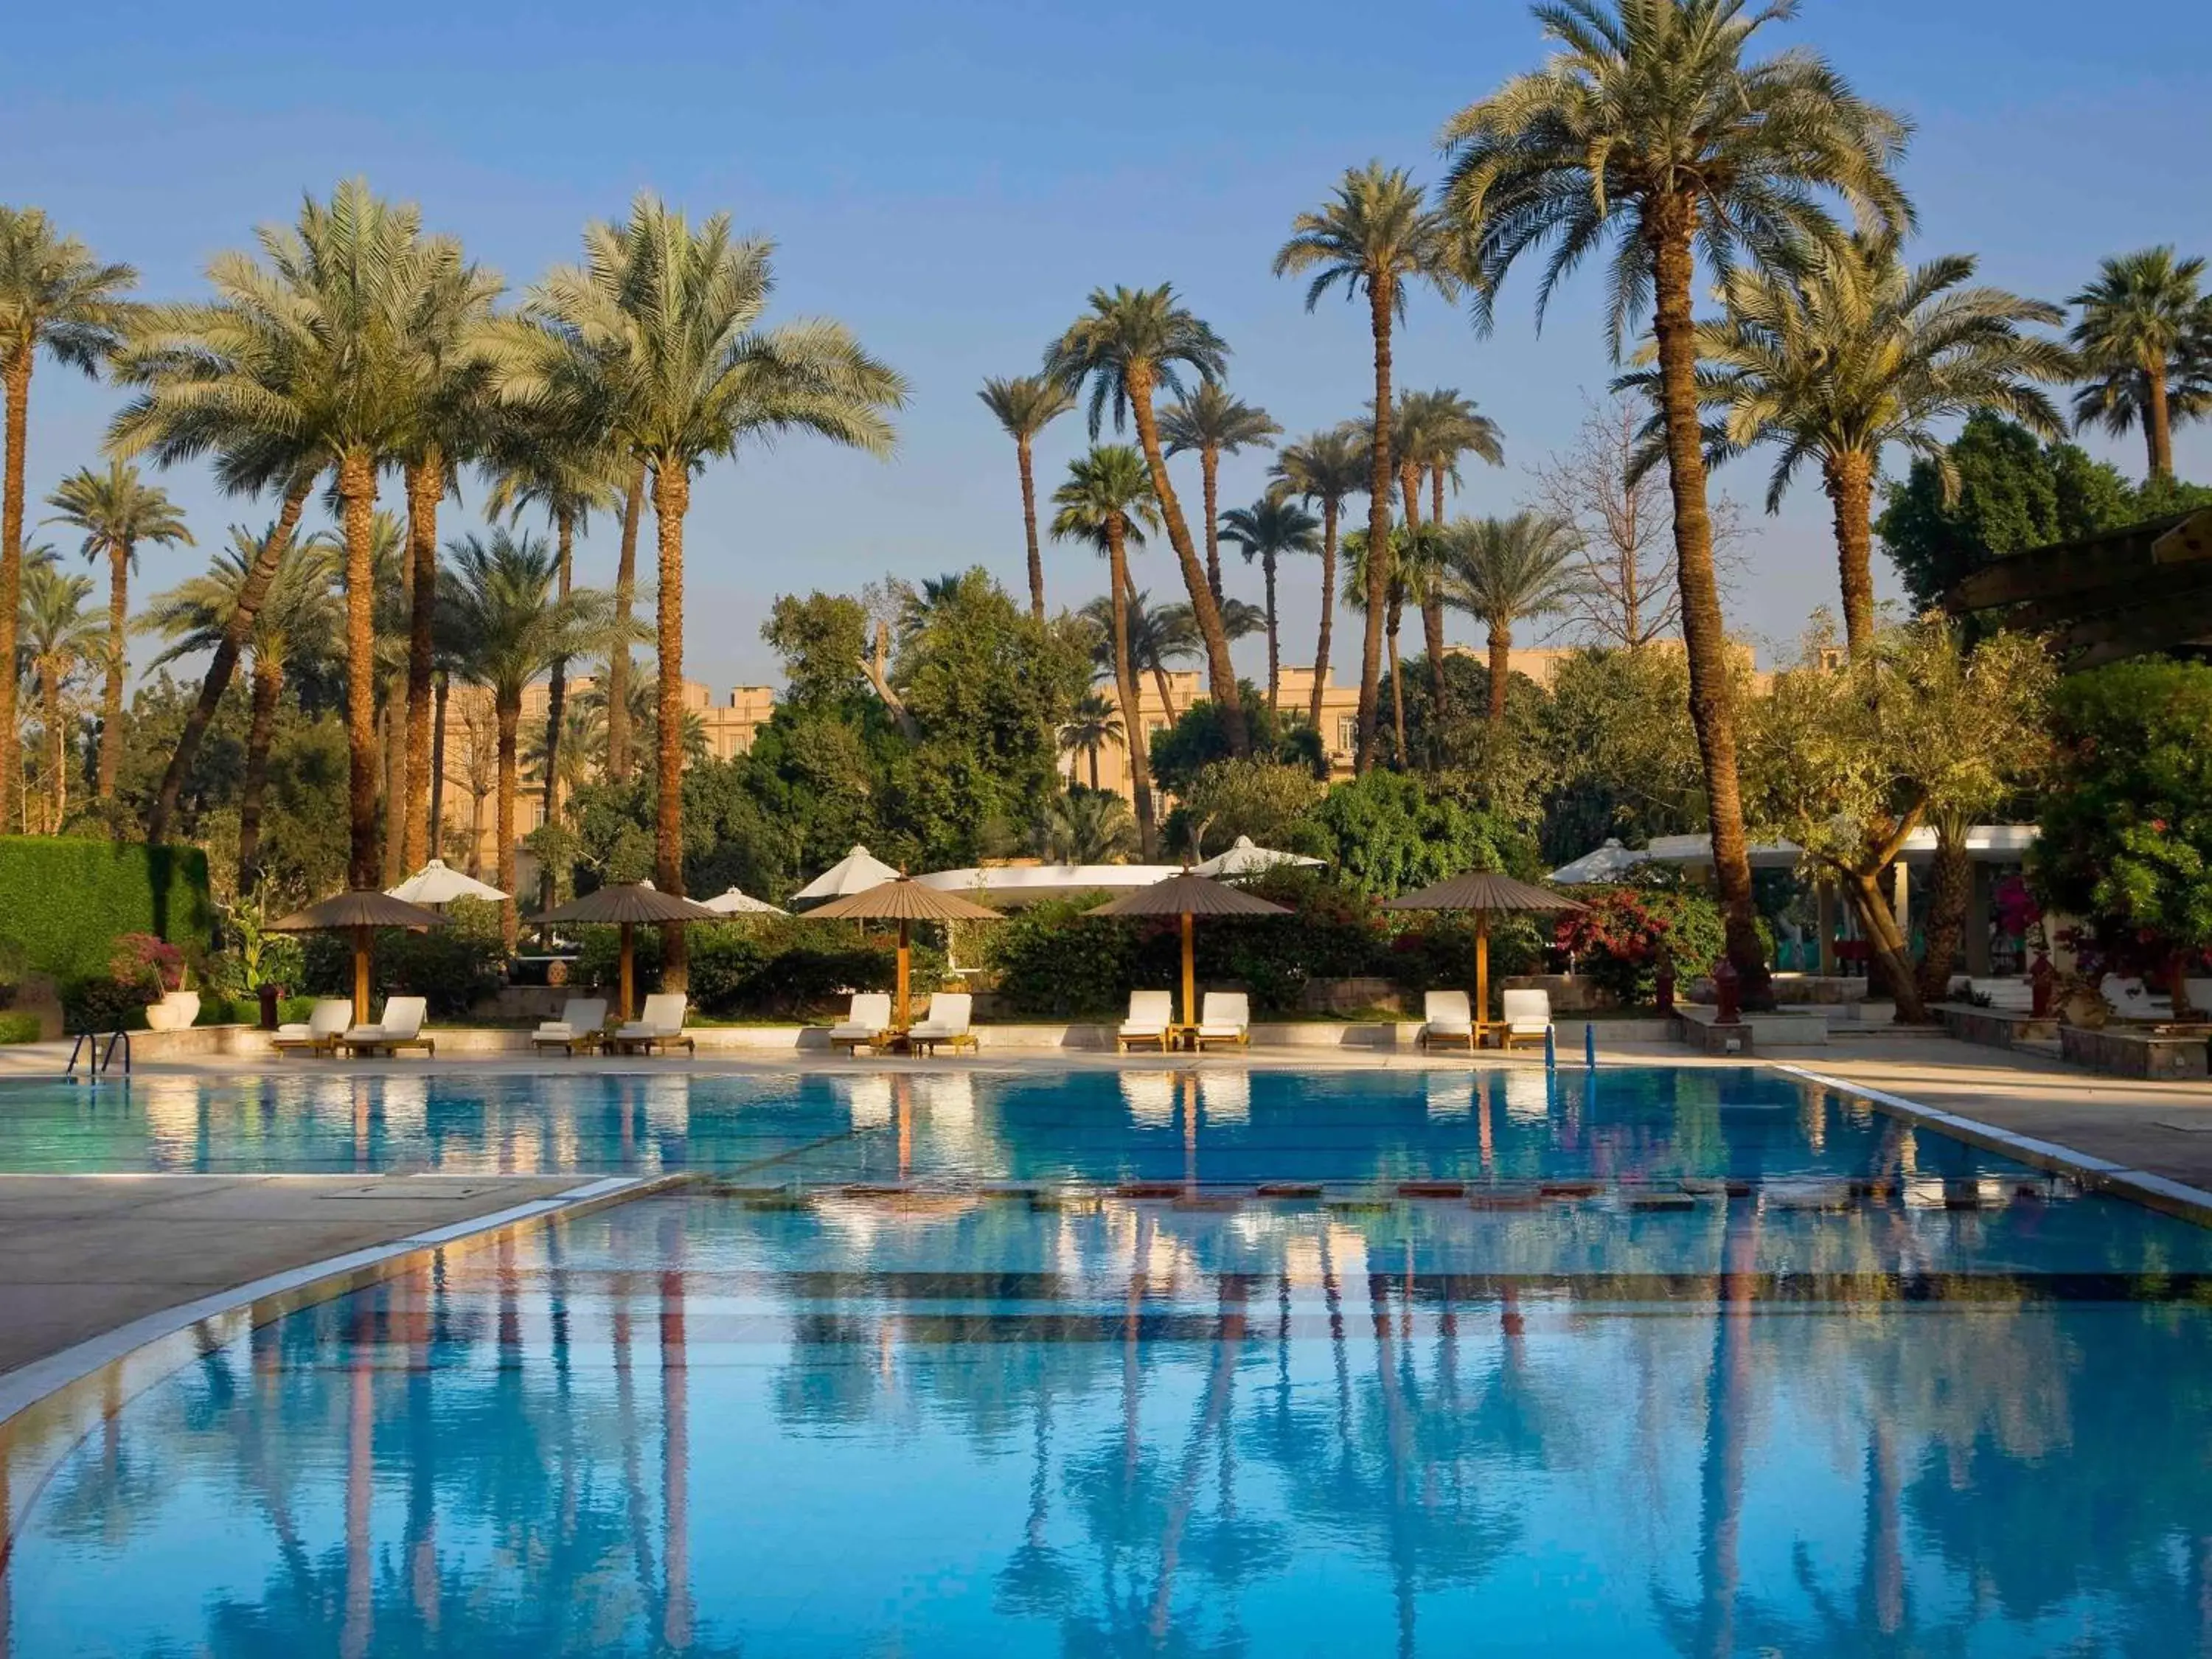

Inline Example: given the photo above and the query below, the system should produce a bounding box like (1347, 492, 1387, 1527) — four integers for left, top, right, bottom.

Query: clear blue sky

(10, 0, 2212, 689)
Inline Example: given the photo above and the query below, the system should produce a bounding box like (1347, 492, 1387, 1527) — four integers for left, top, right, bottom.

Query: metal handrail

(63, 1029, 131, 1082)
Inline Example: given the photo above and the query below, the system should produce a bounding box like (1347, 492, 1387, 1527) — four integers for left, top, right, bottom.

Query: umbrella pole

(1180, 914, 1195, 1033)
(897, 918, 911, 1029)
(619, 922, 635, 1022)
(352, 925, 371, 1026)
(1476, 910, 1490, 1048)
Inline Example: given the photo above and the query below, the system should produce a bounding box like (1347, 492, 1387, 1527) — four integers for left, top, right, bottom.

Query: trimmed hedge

(0, 838, 215, 986)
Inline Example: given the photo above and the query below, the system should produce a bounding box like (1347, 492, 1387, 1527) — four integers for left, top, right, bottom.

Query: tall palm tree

(1044, 285, 1249, 757)
(1273, 164, 1452, 773)
(505, 194, 904, 987)
(1081, 586, 1200, 726)
(2069, 246, 2212, 482)
(1057, 692, 1124, 793)
(41, 460, 192, 800)
(1441, 514, 1585, 726)
(1441, 0, 1910, 996)
(1161, 383, 1279, 602)
(0, 207, 136, 834)
(1271, 427, 1368, 735)
(522, 701, 603, 818)
(1402, 390, 1506, 726)
(16, 557, 101, 832)
(1218, 493, 1318, 712)
(1641, 231, 2068, 652)
(1053, 444, 1161, 853)
(1340, 527, 1409, 764)
(978, 374, 1076, 621)
(442, 530, 616, 950)
(142, 525, 341, 891)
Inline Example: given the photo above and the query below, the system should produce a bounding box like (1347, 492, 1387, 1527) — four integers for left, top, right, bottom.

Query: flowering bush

(1554, 886, 1728, 1004)
(109, 932, 185, 1001)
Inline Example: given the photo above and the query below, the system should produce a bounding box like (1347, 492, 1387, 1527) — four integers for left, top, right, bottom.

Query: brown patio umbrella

(1088, 872, 1291, 1032)
(807, 877, 1001, 1029)
(542, 883, 723, 1020)
(1385, 872, 1585, 1043)
(269, 890, 451, 1024)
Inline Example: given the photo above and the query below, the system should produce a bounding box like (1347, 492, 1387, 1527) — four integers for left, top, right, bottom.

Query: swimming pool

(6, 1067, 2211, 1655)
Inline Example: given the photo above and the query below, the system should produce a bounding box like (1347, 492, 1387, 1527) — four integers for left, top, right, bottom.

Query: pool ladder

(64, 1029, 131, 1083)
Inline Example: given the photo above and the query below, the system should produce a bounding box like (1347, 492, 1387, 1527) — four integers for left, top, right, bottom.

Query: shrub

(986, 894, 1138, 1018)
(111, 933, 186, 998)
(0, 838, 215, 986)
(0, 1011, 41, 1044)
(573, 918, 933, 1020)
(1556, 885, 1731, 1002)
(63, 977, 152, 1034)
(300, 897, 506, 1017)
(1307, 772, 1536, 898)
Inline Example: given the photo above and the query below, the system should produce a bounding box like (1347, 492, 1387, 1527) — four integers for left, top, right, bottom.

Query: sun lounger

(908, 992, 978, 1056)
(1194, 991, 1250, 1051)
(1420, 990, 1476, 1052)
(1118, 990, 1174, 1053)
(610, 994, 693, 1056)
(829, 992, 894, 1054)
(336, 996, 434, 1058)
(532, 998, 608, 1055)
(271, 998, 352, 1057)
(1500, 988, 1554, 1051)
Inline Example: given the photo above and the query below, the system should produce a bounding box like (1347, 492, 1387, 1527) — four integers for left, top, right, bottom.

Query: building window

(1148, 721, 1167, 740)
(1335, 717, 1357, 754)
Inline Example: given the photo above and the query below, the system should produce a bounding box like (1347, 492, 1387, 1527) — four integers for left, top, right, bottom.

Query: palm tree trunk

(381, 684, 406, 885)
(1402, 464, 1448, 743)
(496, 694, 521, 953)
(540, 504, 574, 929)
(1126, 364, 1248, 756)
(238, 656, 282, 894)
(0, 354, 32, 836)
(467, 779, 484, 880)
(1018, 434, 1045, 622)
(2149, 360, 2175, 481)
(1357, 281, 1396, 774)
(1108, 521, 1157, 858)
(607, 459, 645, 784)
(1088, 746, 1099, 792)
(1649, 201, 1770, 1006)
(1430, 463, 1446, 529)
(1201, 444, 1222, 604)
(1487, 619, 1512, 726)
(148, 475, 315, 845)
(97, 538, 129, 801)
(1823, 451, 1878, 654)
(1121, 567, 1181, 723)
(430, 670, 448, 859)
(1385, 590, 1407, 766)
(1915, 818, 1974, 1006)
(338, 453, 381, 890)
(1311, 498, 1338, 741)
(402, 454, 441, 871)
(650, 459, 691, 992)
(1262, 551, 1281, 711)
(42, 662, 64, 832)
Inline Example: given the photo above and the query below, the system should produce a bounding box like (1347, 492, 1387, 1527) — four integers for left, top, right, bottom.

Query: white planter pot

(144, 990, 201, 1032)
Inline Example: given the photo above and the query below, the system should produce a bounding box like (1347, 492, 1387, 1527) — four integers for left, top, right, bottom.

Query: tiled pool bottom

(10, 1189, 2212, 1658)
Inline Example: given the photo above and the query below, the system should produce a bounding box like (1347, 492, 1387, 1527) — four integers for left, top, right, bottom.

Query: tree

(1057, 692, 1123, 792)
(1034, 787, 1137, 864)
(1641, 231, 2067, 650)
(978, 374, 1077, 621)
(1273, 164, 1453, 773)
(17, 557, 101, 832)
(1044, 285, 1249, 757)
(1340, 526, 1411, 764)
(1537, 644, 1708, 864)
(2070, 247, 2212, 481)
(1308, 768, 1532, 898)
(1161, 383, 1279, 602)
(442, 530, 616, 950)
(1079, 585, 1198, 727)
(1173, 758, 1326, 858)
(0, 206, 136, 835)
(41, 460, 192, 801)
(1051, 445, 1161, 852)
(1441, 513, 1586, 726)
(1398, 388, 1506, 717)
(1271, 426, 1368, 732)
(1218, 493, 1318, 712)
(141, 524, 341, 891)
(508, 195, 905, 987)
(1441, 0, 1910, 1001)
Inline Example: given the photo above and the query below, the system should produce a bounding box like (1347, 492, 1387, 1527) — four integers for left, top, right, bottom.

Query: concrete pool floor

(3, 1033, 2211, 1395)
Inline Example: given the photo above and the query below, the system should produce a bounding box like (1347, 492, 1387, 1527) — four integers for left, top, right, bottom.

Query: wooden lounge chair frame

(908, 992, 978, 1057)
(1418, 990, 1478, 1053)
(1193, 992, 1251, 1051)
(1117, 990, 1175, 1054)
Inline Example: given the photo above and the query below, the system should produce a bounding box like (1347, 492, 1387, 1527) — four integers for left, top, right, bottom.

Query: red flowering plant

(1554, 886, 1728, 1005)
(109, 933, 186, 1004)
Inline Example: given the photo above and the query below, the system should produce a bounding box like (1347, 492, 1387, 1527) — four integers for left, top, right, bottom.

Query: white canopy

(700, 885, 788, 917)
(1550, 825, 2039, 884)
(1548, 838, 1651, 885)
(386, 858, 507, 905)
(918, 863, 1185, 909)
(792, 844, 902, 906)
(1191, 835, 1324, 879)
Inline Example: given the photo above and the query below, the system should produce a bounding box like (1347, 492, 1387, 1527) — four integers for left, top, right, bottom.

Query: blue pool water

(6, 1066, 2212, 1656)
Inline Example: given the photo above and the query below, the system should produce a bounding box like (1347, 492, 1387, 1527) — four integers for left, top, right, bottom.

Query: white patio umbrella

(792, 844, 902, 908)
(700, 885, 788, 917)
(386, 858, 507, 905)
(1191, 835, 1324, 880)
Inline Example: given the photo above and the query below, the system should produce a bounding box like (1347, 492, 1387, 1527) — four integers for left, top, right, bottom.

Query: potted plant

(114, 933, 197, 1031)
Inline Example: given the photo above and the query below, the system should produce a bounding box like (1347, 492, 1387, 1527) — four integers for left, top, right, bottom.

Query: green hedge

(0, 838, 215, 986)
(0, 1011, 41, 1045)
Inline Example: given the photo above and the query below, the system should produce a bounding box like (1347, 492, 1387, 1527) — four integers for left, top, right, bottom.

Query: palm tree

(16, 558, 101, 832)
(1399, 389, 1506, 720)
(1035, 788, 1138, 864)
(1644, 231, 2068, 651)
(1057, 692, 1124, 793)
(1340, 527, 1408, 764)
(1053, 444, 1161, 853)
(41, 460, 192, 799)
(978, 374, 1077, 621)
(1218, 493, 1318, 711)
(142, 525, 341, 891)
(0, 207, 136, 834)
(522, 701, 603, 819)
(1273, 164, 1452, 773)
(442, 530, 616, 950)
(1161, 383, 1279, 602)
(1080, 586, 1199, 726)
(1440, 0, 1910, 997)
(1043, 285, 1249, 757)
(1271, 427, 1368, 735)
(1441, 514, 1585, 726)
(2069, 246, 2212, 482)
(506, 194, 905, 987)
